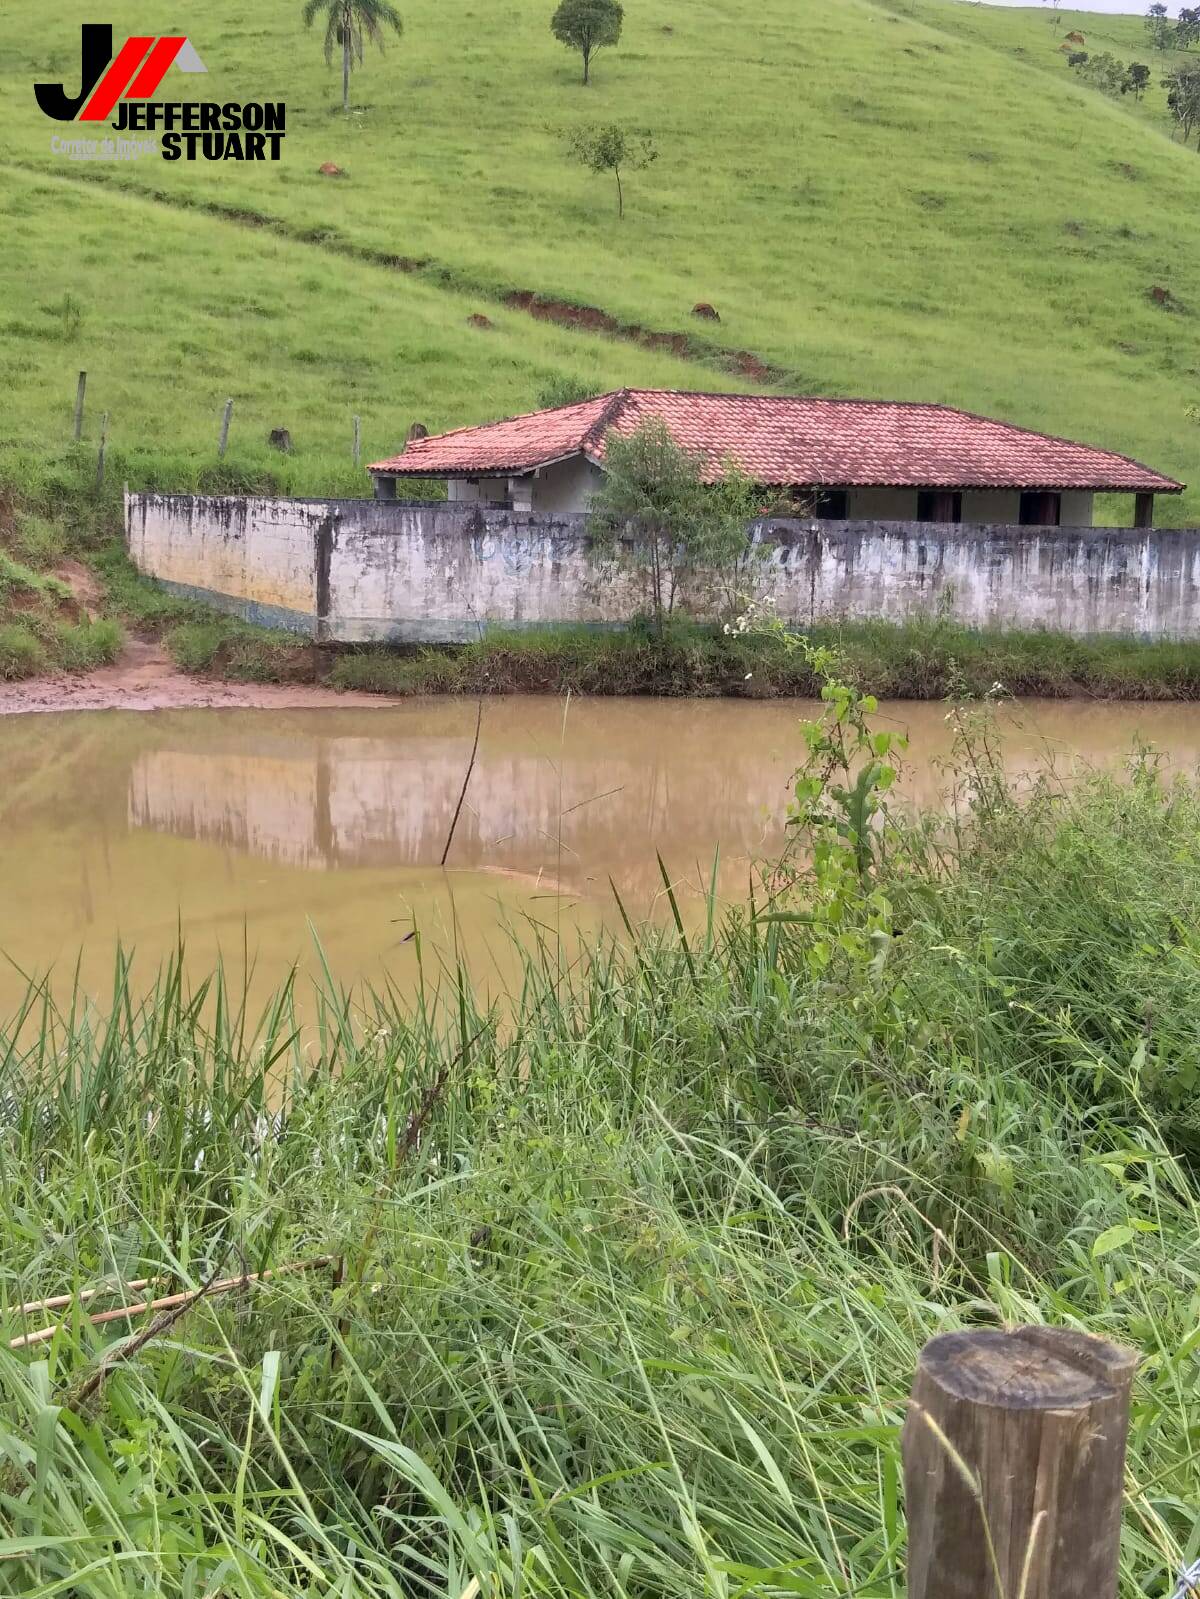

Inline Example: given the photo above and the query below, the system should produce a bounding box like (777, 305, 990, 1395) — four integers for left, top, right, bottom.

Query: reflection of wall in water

(128, 753, 330, 869)
(127, 735, 787, 879)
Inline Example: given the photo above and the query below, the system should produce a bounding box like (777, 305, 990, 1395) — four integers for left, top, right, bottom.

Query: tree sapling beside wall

(588, 417, 760, 636)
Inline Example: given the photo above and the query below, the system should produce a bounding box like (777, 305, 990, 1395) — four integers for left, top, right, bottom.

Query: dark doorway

(917, 491, 962, 523)
(1018, 491, 1061, 527)
(812, 490, 849, 520)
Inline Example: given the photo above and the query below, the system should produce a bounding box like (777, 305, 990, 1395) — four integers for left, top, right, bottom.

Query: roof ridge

(580, 387, 632, 453)
(396, 389, 619, 453)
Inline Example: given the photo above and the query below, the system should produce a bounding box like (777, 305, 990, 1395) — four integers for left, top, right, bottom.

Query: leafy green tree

(1124, 61, 1151, 97)
(1164, 60, 1200, 142)
(1073, 50, 1128, 95)
(1146, 2, 1172, 50)
(1178, 6, 1200, 48)
(551, 0, 624, 85)
(302, 0, 403, 111)
(588, 418, 760, 634)
(565, 123, 657, 218)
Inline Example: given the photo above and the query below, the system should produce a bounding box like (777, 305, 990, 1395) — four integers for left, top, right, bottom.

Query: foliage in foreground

(2, 710, 1200, 1594)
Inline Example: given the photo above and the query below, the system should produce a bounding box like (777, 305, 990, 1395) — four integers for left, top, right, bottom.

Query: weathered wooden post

(903, 1326, 1136, 1599)
(73, 370, 87, 441)
(94, 412, 109, 493)
(352, 414, 361, 468)
(218, 398, 233, 460)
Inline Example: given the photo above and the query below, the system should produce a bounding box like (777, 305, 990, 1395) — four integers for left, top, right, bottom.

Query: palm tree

(302, 0, 403, 112)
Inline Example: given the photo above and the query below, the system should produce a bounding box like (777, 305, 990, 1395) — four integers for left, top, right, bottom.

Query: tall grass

(2, 728, 1200, 1595)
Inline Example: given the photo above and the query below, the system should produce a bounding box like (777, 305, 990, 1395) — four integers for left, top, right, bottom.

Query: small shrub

(222, 632, 311, 683)
(9, 511, 66, 569)
(0, 622, 48, 679)
(54, 617, 123, 671)
(166, 620, 227, 673)
(330, 646, 464, 693)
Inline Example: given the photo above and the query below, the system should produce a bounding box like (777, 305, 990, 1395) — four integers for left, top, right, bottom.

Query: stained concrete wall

(125, 491, 1200, 641)
(124, 492, 329, 631)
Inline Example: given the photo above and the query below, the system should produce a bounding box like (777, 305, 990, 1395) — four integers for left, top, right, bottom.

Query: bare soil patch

(0, 637, 396, 716)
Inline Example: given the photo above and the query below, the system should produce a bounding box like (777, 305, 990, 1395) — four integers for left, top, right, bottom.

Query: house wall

(531, 456, 606, 514)
(1061, 491, 1095, 526)
(447, 477, 509, 506)
(424, 479, 1098, 525)
(849, 487, 918, 520)
(961, 490, 1020, 523)
(126, 493, 1200, 642)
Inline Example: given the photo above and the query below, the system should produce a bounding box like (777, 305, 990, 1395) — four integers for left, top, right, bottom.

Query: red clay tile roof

(369, 389, 1183, 493)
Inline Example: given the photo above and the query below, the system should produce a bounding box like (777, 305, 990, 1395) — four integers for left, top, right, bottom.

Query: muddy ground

(0, 638, 393, 716)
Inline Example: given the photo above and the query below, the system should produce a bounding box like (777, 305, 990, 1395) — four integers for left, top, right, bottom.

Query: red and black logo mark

(36, 25, 206, 122)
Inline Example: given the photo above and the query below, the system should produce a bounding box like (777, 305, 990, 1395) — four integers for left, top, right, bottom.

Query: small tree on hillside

(1074, 50, 1127, 95)
(1178, 7, 1200, 49)
(551, 0, 624, 84)
(1124, 61, 1151, 97)
(588, 418, 760, 635)
(565, 123, 657, 217)
(302, 0, 403, 111)
(1164, 61, 1200, 142)
(1146, 2, 1172, 51)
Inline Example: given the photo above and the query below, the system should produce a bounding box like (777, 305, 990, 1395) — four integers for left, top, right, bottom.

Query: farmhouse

(369, 389, 1183, 528)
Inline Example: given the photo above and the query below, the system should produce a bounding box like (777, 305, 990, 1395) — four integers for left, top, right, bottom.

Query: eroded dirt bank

(0, 639, 393, 716)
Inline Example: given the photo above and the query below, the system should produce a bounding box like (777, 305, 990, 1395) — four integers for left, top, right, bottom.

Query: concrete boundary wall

(125, 492, 1200, 641)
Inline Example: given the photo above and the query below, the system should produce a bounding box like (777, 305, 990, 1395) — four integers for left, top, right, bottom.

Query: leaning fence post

(73, 370, 87, 441)
(94, 412, 109, 493)
(218, 398, 233, 459)
(903, 1326, 1136, 1599)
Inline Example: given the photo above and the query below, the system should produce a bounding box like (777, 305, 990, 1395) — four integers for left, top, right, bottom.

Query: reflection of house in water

(126, 719, 788, 888)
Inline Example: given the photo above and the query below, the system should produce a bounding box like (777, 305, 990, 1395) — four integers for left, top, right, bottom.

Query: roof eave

(370, 446, 588, 478)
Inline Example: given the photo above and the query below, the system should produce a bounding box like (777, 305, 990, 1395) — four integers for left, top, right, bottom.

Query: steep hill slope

(0, 0, 1196, 515)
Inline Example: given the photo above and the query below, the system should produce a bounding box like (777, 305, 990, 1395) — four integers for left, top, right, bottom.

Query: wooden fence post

(903, 1326, 1136, 1599)
(94, 413, 109, 493)
(73, 370, 87, 441)
(352, 414, 361, 468)
(218, 398, 233, 460)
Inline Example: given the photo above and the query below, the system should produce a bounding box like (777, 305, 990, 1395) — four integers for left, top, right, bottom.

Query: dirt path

(0, 638, 395, 716)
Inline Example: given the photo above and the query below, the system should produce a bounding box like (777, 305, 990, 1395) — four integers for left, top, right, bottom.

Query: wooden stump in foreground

(903, 1325, 1137, 1599)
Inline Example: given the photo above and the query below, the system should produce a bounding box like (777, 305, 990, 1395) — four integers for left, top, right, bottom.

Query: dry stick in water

(10, 1256, 333, 1353)
(440, 697, 483, 866)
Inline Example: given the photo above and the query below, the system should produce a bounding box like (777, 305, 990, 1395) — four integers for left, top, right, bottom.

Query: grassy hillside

(0, 0, 1197, 516)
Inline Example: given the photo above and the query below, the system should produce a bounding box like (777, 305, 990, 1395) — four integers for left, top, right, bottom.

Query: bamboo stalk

(8, 1256, 333, 1351)
(13, 1277, 159, 1319)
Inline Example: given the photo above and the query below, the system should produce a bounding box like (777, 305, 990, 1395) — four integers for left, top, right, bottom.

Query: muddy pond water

(2, 696, 1199, 1018)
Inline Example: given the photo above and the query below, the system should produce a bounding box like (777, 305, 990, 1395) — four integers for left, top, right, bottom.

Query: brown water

(2, 696, 1198, 1017)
